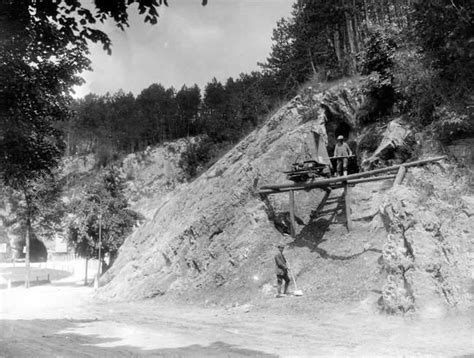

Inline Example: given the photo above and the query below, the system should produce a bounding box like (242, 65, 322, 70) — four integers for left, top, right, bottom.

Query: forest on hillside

(66, 0, 473, 169)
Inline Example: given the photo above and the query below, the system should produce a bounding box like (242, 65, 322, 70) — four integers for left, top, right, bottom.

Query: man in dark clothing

(333, 135, 353, 176)
(275, 244, 290, 297)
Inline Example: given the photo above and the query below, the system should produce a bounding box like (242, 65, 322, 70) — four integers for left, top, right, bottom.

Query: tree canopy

(0, 0, 206, 188)
(66, 167, 140, 267)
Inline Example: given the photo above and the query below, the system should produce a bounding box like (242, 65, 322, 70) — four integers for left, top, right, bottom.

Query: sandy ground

(0, 273, 473, 358)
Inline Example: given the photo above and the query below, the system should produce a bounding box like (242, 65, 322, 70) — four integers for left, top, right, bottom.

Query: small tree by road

(66, 168, 140, 283)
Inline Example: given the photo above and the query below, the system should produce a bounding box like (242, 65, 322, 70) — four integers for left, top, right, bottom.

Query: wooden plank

(258, 174, 397, 195)
(344, 181, 352, 231)
(260, 156, 446, 191)
(332, 174, 397, 188)
(289, 190, 296, 237)
(393, 165, 406, 186)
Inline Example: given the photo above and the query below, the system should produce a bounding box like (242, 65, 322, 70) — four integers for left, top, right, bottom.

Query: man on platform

(333, 135, 353, 176)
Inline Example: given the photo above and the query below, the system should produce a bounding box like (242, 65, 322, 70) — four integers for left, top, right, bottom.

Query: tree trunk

(308, 48, 318, 76)
(84, 258, 89, 286)
(363, 0, 369, 23)
(25, 219, 30, 288)
(333, 25, 342, 65)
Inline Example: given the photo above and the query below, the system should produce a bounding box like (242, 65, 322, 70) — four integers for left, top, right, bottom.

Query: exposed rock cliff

(98, 78, 472, 315)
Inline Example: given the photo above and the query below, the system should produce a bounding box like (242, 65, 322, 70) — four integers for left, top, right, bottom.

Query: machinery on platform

(284, 156, 358, 183)
(284, 160, 331, 183)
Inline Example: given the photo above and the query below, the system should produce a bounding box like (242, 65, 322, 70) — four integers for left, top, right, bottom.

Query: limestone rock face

(97, 78, 471, 315)
(378, 165, 472, 314)
(99, 79, 365, 301)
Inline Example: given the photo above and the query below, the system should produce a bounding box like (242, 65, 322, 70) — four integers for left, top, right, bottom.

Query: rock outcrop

(378, 165, 472, 315)
(98, 78, 472, 316)
(99, 79, 367, 302)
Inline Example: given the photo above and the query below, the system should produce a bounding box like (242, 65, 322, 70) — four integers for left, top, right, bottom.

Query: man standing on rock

(334, 135, 353, 176)
(275, 244, 290, 297)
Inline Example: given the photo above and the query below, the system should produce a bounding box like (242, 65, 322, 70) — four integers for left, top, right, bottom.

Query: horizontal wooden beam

(259, 156, 446, 192)
(258, 174, 397, 194)
(330, 174, 397, 189)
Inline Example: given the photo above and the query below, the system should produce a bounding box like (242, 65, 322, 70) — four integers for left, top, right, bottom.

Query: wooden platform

(259, 156, 446, 232)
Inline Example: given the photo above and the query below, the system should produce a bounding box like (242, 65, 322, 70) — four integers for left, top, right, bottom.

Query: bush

(178, 137, 216, 179)
(359, 73, 396, 124)
(357, 26, 399, 123)
(358, 25, 398, 77)
(393, 51, 473, 142)
(431, 106, 473, 143)
(94, 144, 120, 168)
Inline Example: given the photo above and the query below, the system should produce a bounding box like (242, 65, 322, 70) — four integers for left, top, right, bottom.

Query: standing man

(275, 244, 291, 297)
(333, 135, 353, 176)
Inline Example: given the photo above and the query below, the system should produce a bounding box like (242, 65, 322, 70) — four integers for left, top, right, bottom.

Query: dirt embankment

(97, 78, 473, 316)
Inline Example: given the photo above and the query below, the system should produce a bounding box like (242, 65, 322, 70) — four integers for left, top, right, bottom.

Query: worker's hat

(337, 135, 344, 140)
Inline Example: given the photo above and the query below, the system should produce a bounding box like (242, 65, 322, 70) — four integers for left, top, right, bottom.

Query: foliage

(0, 174, 64, 244)
(392, 1, 473, 141)
(431, 106, 472, 143)
(66, 168, 139, 266)
(1, 0, 208, 188)
(358, 26, 398, 76)
(358, 26, 399, 123)
(260, 1, 341, 97)
(68, 71, 277, 165)
(261, 0, 413, 96)
(412, 0, 474, 95)
(178, 137, 216, 179)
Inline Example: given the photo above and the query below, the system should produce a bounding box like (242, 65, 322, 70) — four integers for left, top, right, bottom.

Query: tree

(1, 0, 205, 285)
(201, 78, 229, 142)
(406, 0, 474, 140)
(176, 85, 201, 137)
(412, 0, 474, 98)
(136, 84, 175, 145)
(67, 168, 140, 280)
(260, 0, 414, 95)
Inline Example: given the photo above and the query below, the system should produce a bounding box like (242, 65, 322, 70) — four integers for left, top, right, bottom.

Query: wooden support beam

(260, 156, 446, 192)
(289, 190, 296, 237)
(330, 174, 397, 189)
(258, 174, 397, 195)
(393, 165, 406, 186)
(343, 181, 352, 231)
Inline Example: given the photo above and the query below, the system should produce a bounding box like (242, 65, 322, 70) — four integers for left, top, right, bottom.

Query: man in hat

(333, 135, 353, 176)
(275, 244, 290, 297)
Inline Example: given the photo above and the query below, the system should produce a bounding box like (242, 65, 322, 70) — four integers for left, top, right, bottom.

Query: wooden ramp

(259, 156, 446, 232)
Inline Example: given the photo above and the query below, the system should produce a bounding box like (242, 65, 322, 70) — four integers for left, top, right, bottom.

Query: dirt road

(0, 277, 473, 357)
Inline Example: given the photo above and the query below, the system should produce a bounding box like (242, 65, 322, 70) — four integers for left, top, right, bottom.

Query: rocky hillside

(98, 78, 473, 314)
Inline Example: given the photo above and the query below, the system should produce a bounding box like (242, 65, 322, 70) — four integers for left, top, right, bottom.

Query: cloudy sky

(73, 0, 293, 98)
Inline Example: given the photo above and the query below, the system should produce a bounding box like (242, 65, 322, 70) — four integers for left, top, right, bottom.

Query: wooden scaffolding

(258, 156, 446, 233)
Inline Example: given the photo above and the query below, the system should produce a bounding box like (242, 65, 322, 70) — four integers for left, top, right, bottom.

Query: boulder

(362, 118, 414, 170)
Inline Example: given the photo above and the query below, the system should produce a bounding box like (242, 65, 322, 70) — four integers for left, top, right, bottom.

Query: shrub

(357, 25, 399, 123)
(94, 144, 120, 168)
(431, 106, 472, 143)
(178, 137, 216, 180)
(358, 25, 398, 77)
(359, 73, 396, 124)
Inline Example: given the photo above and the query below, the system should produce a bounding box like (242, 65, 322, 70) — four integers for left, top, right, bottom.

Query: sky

(73, 0, 293, 98)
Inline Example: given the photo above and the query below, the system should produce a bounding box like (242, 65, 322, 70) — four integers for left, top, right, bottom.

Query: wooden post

(289, 190, 296, 237)
(344, 181, 352, 231)
(393, 165, 406, 186)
